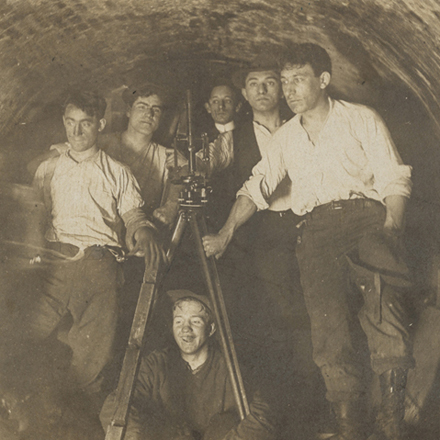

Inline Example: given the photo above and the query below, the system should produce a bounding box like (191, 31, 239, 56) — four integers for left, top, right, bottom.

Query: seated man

(25, 90, 164, 410)
(100, 290, 277, 440)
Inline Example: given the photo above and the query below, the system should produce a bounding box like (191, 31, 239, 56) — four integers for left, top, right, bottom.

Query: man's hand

(129, 226, 167, 270)
(153, 201, 179, 228)
(202, 230, 233, 259)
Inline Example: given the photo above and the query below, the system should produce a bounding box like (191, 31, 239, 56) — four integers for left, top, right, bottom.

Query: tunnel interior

(2, 0, 440, 241)
(1, 0, 440, 439)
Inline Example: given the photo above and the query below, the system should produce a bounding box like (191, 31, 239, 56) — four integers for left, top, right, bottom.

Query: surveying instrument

(105, 90, 250, 440)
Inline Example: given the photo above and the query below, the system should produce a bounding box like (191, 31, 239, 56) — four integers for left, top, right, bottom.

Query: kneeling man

(100, 290, 276, 440)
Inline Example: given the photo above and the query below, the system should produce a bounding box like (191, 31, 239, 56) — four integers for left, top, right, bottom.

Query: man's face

(127, 94, 163, 136)
(173, 300, 215, 357)
(204, 85, 237, 125)
(63, 104, 105, 153)
(281, 63, 328, 115)
(241, 70, 282, 114)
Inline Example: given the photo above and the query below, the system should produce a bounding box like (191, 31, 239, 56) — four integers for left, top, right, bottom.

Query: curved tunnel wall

(1, 0, 440, 258)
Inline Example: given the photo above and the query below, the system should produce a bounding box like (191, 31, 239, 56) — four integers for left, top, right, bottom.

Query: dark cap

(232, 52, 280, 89)
(167, 290, 213, 312)
(357, 231, 412, 288)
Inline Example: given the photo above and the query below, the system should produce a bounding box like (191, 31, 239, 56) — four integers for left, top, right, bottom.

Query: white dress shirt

(215, 121, 235, 133)
(238, 98, 412, 216)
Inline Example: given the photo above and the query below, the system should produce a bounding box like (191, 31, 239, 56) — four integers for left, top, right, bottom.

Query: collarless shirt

(238, 98, 412, 216)
(34, 149, 145, 250)
(102, 133, 187, 217)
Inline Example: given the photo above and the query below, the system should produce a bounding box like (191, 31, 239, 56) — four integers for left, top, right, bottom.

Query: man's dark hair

(205, 78, 240, 104)
(122, 83, 169, 109)
(63, 90, 107, 120)
(279, 43, 332, 77)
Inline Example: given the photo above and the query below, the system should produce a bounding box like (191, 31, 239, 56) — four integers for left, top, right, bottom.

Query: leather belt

(311, 198, 382, 214)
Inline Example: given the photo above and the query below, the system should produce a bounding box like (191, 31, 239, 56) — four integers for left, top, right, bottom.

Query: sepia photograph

(1, 1, 440, 439)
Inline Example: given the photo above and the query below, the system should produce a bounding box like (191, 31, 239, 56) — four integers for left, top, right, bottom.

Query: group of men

(2, 42, 415, 440)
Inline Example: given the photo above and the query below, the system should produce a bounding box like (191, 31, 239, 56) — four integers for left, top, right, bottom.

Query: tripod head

(173, 89, 210, 208)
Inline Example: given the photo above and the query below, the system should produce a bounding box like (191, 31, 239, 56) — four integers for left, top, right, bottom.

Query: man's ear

(208, 322, 216, 338)
(204, 102, 212, 114)
(235, 101, 243, 113)
(319, 72, 331, 90)
(98, 118, 106, 132)
(126, 103, 133, 120)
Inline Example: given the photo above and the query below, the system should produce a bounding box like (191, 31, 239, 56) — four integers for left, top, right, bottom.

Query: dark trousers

(251, 210, 304, 343)
(25, 243, 123, 394)
(296, 200, 414, 402)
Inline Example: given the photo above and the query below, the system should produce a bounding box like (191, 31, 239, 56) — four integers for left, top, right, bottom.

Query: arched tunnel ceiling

(1, 0, 440, 134)
(2, 0, 440, 219)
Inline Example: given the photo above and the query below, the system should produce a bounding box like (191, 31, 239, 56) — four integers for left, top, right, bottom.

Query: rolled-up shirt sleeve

(360, 108, 412, 200)
(116, 167, 157, 239)
(237, 133, 288, 211)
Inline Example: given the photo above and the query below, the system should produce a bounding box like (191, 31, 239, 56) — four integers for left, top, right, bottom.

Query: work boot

(327, 401, 367, 440)
(369, 369, 407, 440)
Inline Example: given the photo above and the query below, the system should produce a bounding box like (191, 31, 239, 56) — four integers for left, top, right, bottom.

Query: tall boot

(369, 369, 407, 440)
(328, 401, 367, 440)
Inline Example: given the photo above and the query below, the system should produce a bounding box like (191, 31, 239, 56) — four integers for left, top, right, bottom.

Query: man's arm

(122, 209, 166, 271)
(152, 149, 188, 227)
(117, 165, 167, 267)
(27, 147, 64, 177)
(383, 195, 408, 233)
(203, 195, 257, 259)
(359, 108, 412, 228)
(203, 129, 289, 259)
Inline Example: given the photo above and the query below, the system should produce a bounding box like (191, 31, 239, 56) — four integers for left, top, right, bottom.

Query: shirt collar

(295, 96, 334, 127)
(66, 145, 100, 163)
(215, 121, 235, 133)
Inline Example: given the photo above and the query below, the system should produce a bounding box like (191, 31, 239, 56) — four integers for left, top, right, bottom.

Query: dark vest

(206, 121, 262, 231)
(232, 121, 262, 192)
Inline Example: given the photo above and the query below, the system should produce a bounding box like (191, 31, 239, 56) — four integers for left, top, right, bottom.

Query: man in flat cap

(204, 43, 414, 440)
(100, 290, 276, 440)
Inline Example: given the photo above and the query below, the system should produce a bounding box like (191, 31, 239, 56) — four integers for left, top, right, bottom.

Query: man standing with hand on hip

(203, 43, 414, 440)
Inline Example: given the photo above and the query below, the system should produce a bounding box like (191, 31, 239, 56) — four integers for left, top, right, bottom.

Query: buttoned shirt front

(238, 98, 412, 216)
(34, 149, 145, 250)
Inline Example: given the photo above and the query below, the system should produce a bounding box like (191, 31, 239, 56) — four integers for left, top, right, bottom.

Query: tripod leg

(197, 214, 251, 416)
(105, 265, 161, 440)
(106, 212, 190, 440)
(188, 211, 250, 419)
